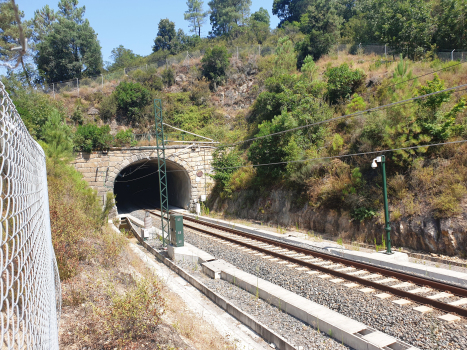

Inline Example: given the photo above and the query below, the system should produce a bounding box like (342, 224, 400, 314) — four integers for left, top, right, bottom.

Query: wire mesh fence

(39, 44, 467, 98)
(0, 80, 60, 349)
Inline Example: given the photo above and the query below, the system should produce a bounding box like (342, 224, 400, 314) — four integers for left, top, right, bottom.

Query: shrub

(211, 148, 243, 197)
(325, 64, 366, 104)
(74, 124, 113, 152)
(113, 129, 136, 147)
(99, 94, 117, 121)
(89, 277, 165, 346)
(201, 46, 231, 88)
(114, 81, 152, 119)
(161, 67, 175, 87)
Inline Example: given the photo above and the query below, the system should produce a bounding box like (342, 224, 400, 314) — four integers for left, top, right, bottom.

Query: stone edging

(124, 217, 297, 350)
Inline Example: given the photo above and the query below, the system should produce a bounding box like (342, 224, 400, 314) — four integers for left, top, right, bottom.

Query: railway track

(147, 209, 467, 320)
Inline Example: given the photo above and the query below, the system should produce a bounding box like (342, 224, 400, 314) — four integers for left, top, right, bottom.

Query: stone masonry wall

(72, 146, 215, 210)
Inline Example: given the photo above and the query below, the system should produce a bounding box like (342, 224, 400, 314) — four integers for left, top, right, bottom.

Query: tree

(296, 0, 342, 63)
(0, 0, 33, 84)
(153, 19, 176, 52)
(201, 46, 231, 88)
(272, 0, 312, 26)
(251, 7, 270, 25)
(208, 0, 252, 36)
(432, 0, 467, 50)
(35, 0, 102, 82)
(184, 0, 207, 37)
(108, 45, 140, 71)
(373, 0, 433, 58)
(31, 5, 57, 43)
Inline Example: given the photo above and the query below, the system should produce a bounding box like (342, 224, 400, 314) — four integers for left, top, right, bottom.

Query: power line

(220, 83, 467, 148)
(213, 139, 467, 171)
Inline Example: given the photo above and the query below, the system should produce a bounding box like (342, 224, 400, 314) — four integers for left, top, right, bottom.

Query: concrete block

(413, 306, 433, 314)
(427, 292, 453, 300)
(375, 293, 392, 299)
(202, 261, 222, 279)
(392, 299, 412, 306)
(437, 314, 461, 323)
(344, 283, 359, 288)
(359, 288, 375, 293)
(449, 298, 467, 306)
(408, 287, 432, 294)
(330, 278, 345, 283)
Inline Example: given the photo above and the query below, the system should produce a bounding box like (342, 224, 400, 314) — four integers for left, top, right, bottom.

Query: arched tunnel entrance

(113, 158, 191, 214)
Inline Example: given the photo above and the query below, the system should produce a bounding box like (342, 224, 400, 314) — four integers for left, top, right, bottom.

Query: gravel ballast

(177, 260, 351, 350)
(183, 230, 467, 350)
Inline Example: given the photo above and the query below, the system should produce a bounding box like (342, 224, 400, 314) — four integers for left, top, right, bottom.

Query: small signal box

(170, 215, 184, 247)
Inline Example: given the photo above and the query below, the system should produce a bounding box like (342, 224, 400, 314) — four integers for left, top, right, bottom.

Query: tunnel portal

(113, 159, 191, 213)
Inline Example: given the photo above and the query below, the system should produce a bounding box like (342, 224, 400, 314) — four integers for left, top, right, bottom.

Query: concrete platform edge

(124, 218, 297, 350)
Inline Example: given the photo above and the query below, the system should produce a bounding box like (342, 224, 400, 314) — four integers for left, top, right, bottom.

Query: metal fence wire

(0, 80, 60, 349)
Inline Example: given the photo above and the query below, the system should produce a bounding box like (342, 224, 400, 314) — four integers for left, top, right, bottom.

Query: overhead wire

(219, 82, 467, 148)
(212, 139, 467, 171)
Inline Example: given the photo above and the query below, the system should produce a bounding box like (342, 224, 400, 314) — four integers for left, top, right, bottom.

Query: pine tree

(184, 0, 207, 37)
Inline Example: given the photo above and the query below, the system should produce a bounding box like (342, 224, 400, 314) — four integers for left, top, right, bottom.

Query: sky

(12, 0, 280, 65)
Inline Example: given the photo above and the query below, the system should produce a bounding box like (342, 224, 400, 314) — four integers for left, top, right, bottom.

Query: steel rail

(148, 210, 467, 318)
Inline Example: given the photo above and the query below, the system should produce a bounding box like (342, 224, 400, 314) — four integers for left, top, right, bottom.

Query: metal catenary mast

(154, 99, 170, 247)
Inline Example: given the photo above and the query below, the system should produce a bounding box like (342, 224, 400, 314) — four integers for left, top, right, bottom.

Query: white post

(52, 83, 55, 99)
(452, 49, 456, 61)
(146, 64, 148, 70)
(124, 67, 126, 75)
(77, 78, 79, 97)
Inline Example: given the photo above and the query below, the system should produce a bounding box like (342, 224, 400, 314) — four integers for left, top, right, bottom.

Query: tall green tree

(296, 0, 342, 63)
(31, 5, 57, 43)
(184, 0, 207, 37)
(208, 0, 252, 36)
(153, 18, 177, 51)
(251, 7, 270, 25)
(35, 0, 102, 82)
(272, 0, 312, 26)
(432, 0, 467, 50)
(373, 0, 434, 58)
(108, 45, 141, 71)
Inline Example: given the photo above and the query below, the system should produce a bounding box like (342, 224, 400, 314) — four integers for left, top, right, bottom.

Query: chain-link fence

(39, 43, 467, 98)
(0, 80, 61, 349)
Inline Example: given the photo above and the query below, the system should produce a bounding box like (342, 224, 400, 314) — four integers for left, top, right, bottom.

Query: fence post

(53, 83, 55, 99)
(77, 78, 79, 97)
(452, 49, 456, 61)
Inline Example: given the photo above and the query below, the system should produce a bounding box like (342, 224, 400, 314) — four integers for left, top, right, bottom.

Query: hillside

(22, 43, 467, 256)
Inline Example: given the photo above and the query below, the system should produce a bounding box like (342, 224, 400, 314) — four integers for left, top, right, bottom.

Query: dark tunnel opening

(113, 159, 191, 214)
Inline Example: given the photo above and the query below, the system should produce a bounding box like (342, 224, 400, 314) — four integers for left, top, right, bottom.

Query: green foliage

(351, 207, 377, 222)
(274, 36, 296, 74)
(211, 148, 243, 197)
(36, 1, 102, 82)
(40, 109, 74, 166)
(296, 0, 342, 63)
(161, 67, 175, 87)
(108, 45, 142, 71)
(153, 18, 177, 52)
(74, 124, 112, 152)
(184, 0, 208, 37)
(113, 129, 137, 147)
(325, 64, 366, 104)
(102, 192, 115, 223)
(208, 0, 251, 35)
(345, 94, 367, 114)
(99, 94, 117, 121)
(201, 46, 231, 87)
(131, 68, 164, 91)
(114, 81, 152, 119)
(251, 7, 270, 25)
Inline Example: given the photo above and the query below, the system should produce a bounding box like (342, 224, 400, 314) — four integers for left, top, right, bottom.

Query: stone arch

(107, 151, 196, 210)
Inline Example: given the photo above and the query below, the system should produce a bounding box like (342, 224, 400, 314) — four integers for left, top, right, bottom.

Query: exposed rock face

(211, 189, 467, 256)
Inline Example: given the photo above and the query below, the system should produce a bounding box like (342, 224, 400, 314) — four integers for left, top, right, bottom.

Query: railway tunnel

(113, 158, 191, 213)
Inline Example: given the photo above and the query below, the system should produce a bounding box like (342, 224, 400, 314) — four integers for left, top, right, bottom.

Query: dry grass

(59, 234, 237, 350)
